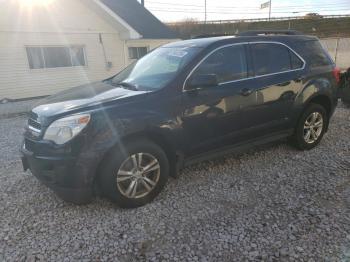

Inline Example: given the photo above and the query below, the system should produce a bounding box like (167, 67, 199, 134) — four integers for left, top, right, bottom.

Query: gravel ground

(1, 104, 350, 261)
(0, 98, 43, 118)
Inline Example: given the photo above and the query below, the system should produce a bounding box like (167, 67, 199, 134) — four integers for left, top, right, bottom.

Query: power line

(146, 0, 350, 10)
(148, 8, 350, 15)
(147, 5, 350, 13)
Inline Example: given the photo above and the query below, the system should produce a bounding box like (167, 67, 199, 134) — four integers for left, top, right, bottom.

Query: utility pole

(141, 0, 144, 6)
(268, 0, 272, 21)
(204, 0, 207, 24)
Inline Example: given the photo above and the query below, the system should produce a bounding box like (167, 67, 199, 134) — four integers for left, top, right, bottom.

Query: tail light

(332, 67, 341, 85)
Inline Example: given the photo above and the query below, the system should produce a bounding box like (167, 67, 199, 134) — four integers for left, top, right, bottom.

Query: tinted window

(252, 43, 295, 76)
(290, 51, 304, 69)
(111, 47, 201, 91)
(193, 44, 248, 83)
(298, 40, 332, 67)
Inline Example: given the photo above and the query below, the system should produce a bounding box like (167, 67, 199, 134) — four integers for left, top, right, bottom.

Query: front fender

(81, 109, 182, 168)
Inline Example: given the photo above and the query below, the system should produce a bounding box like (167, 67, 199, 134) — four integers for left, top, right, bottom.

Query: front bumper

(21, 140, 95, 204)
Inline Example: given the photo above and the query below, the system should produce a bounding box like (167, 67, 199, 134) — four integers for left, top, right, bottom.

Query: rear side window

(193, 44, 248, 84)
(251, 43, 304, 76)
(298, 40, 332, 68)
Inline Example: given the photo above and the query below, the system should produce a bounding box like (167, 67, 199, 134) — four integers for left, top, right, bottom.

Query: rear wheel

(290, 103, 328, 150)
(99, 139, 169, 208)
(342, 98, 350, 107)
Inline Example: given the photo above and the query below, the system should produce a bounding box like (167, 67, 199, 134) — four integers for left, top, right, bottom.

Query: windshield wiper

(117, 81, 138, 91)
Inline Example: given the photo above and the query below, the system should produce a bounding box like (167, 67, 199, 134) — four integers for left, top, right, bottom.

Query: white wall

(0, 0, 179, 100)
(0, 0, 129, 100)
(0, 0, 118, 33)
(321, 38, 350, 69)
(0, 32, 126, 99)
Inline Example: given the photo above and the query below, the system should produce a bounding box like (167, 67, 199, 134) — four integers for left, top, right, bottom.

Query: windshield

(110, 47, 201, 91)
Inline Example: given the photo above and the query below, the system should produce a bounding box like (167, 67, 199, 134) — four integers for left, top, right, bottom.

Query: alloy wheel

(116, 153, 160, 199)
(303, 112, 324, 144)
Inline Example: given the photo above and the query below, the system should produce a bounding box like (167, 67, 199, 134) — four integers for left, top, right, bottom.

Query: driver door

(181, 44, 258, 156)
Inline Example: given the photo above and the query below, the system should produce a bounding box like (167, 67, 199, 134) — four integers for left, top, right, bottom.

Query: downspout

(123, 39, 128, 67)
(99, 33, 112, 70)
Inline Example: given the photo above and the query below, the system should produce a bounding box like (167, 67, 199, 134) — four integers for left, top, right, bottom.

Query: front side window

(192, 44, 248, 84)
(111, 47, 201, 91)
(251, 43, 303, 76)
(26, 46, 86, 69)
(128, 47, 148, 60)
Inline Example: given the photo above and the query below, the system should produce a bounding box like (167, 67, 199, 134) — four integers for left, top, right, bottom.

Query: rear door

(248, 42, 305, 134)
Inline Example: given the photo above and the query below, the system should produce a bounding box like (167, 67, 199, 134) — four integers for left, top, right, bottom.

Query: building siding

(0, 0, 178, 100)
(0, 31, 126, 99)
(320, 38, 350, 69)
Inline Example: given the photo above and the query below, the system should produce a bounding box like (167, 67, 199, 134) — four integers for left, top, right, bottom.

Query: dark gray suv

(21, 30, 340, 208)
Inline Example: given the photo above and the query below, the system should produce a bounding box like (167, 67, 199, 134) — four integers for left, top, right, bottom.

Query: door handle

(240, 88, 253, 96)
(276, 81, 291, 87)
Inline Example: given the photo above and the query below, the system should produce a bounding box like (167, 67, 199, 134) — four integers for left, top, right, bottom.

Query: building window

(128, 47, 148, 60)
(26, 46, 86, 69)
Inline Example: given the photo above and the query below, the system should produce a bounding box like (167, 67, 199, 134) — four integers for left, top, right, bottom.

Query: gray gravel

(1, 104, 350, 261)
(0, 98, 43, 118)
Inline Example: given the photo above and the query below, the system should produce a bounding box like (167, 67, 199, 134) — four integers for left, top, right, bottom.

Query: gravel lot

(1, 104, 350, 261)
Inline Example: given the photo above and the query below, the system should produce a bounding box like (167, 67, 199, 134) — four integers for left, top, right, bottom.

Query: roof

(164, 34, 318, 49)
(163, 36, 236, 48)
(100, 0, 178, 39)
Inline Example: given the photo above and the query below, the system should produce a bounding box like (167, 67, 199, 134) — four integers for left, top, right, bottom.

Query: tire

(290, 103, 328, 150)
(99, 139, 169, 208)
(342, 98, 350, 108)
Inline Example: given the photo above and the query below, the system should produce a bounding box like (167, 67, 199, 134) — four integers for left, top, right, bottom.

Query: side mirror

(187, 74, 218, 90)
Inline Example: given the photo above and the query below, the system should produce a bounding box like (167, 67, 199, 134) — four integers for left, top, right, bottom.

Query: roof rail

(192, 34, 234, 39)
(238, 30, 303, 36)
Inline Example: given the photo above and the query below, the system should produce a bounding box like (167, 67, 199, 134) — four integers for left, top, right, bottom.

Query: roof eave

(91, 0, 142, 39)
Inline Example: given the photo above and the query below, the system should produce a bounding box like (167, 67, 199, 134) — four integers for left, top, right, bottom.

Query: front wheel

(290, 103, 328, 150)
(99, 139, 169, 208)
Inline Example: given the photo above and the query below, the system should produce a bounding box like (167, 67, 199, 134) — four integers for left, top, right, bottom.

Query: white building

(0, 0, 179, 100)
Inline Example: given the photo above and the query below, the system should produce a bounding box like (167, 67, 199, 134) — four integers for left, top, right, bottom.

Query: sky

(139, 0, 350, 22)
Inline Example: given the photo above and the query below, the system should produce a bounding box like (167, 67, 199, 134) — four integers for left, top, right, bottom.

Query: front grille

(28, 111, 38, 121)
(24, 138, 36, 152)
(28, 118, 41, 131)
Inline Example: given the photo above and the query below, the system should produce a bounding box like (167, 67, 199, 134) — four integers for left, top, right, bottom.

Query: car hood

(31, 81, 150, 119)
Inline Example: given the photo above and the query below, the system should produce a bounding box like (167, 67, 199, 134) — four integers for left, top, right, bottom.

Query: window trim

(25, 45, 87, 70)
(249, 42, 305, 78)
(183, 41, 306, 92)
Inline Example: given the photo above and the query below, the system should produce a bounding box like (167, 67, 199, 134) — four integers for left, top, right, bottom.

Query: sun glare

(19, 0, 55, 7)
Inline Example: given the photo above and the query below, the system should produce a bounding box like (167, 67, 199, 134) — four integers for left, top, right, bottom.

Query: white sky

(139, 0, 350, 22)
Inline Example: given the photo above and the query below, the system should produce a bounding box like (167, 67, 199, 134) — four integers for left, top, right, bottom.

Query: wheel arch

(298, 94, 333, 132)
(95, 129, 181, 184)
(306, 95, 332, 117)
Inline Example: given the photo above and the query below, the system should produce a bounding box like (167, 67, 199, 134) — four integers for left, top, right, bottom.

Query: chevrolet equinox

(21, 31, 340, 208)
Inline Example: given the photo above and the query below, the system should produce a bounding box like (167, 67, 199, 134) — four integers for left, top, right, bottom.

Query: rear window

(298, 40, 333, 68)
(251, 43, 304, 76)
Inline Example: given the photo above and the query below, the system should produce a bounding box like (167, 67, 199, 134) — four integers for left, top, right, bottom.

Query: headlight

(43, 114, 90, 145)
